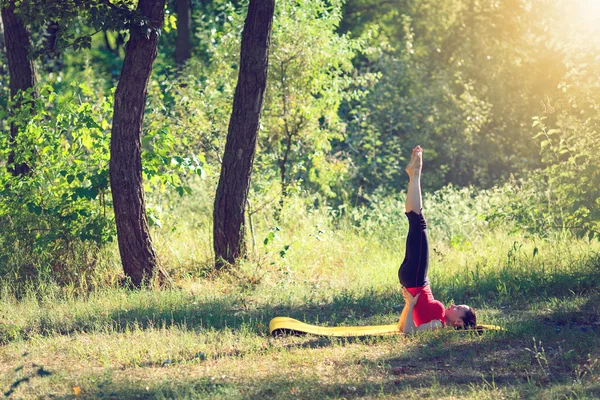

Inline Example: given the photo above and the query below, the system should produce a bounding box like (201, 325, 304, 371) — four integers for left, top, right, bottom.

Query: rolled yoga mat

(269, 316, 503, 337)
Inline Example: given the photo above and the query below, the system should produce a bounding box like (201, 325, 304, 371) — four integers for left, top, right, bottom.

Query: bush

(487, 52, 600, 239)
(0, 76, 203, 290)
(0, 83, 114, 288)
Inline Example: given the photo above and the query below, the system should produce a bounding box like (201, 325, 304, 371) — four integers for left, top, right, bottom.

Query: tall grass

(3, 179, 599, 329)
(2, 180, 600, 398)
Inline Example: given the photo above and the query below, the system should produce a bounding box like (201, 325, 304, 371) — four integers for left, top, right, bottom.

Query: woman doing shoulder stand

(397, 145, 477, 333)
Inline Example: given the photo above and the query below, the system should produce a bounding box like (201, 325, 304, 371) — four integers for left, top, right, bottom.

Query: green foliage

(258, 0, 377, 200)
(0, 82, 114, 286)
(2, 0, 599, 288)
(187, 0, 377, 205)
(0, 71, 205, 286)
(143, 75, 207, 195)
(486, 25, 600, 238)
(339, 0, 563, 193)
(0, 51, 9, 118)
(9, 0, 136, 57)
(338, 184, 503, 249)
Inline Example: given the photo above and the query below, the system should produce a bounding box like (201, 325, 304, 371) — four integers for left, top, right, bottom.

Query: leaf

(263, 231, 276, 246)
(148, 214, 162, 228)
(279, 244, 291, 258)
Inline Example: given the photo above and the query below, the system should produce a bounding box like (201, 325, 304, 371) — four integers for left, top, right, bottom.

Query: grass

(2, 182, 600, 399)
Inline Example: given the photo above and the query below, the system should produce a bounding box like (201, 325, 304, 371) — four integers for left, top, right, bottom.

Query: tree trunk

(213, 0, 275, 269)
(43, 21, 61, 72)
(276, 131, 293, 219)
(1, 0, 37, 176)
(174, 0, 191, 67)
(109, 0, 167, 288)
(103, 30, 113, 53)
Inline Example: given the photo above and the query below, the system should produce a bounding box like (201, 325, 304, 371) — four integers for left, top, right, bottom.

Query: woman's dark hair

(460, 307, 477, 329)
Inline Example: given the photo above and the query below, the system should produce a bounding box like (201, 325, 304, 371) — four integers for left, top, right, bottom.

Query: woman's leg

(398, 146, 430, 288)
(405, 146, 422, 214)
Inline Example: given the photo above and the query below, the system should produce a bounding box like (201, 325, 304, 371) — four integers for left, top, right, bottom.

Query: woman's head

(445, 304, 477, 328)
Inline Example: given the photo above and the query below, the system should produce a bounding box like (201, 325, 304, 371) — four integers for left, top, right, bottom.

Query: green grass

(2, 184, 600, 399)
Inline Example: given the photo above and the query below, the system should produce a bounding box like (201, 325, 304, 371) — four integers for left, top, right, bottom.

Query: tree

(175, 0, 191, 66)
(257, 0, 374, 208)
(213, 0, 275, 269)
(1, 0, 37, 176)
(196, 0, 375, 212)
(337, 0, 560, 193)
(109, 0, 168, 287)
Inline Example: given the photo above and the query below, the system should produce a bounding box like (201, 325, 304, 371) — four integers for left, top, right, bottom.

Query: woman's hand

(398, 287, 422, 334)
(402, 287, 420, 306)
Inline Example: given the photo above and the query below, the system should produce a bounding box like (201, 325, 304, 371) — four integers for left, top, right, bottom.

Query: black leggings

(398, 211, 430, 288)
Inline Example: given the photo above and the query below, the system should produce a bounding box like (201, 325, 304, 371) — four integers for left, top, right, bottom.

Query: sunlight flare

(575, 0, 600, 23)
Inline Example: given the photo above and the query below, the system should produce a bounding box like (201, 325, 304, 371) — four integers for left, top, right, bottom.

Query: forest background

(1, 0, 600, 398)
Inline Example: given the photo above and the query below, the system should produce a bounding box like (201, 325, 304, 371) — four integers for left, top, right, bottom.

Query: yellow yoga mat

(269, 316, 503, 337)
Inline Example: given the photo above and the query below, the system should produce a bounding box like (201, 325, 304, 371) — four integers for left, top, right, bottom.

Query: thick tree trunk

(109, 0, 167, 287)
(213, 0, 275, 269)
(174, 0, 191, 67)
(1, 0, 37, 176)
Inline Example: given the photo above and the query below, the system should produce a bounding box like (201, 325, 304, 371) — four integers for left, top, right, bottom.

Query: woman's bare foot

(405, 145, 423, 177)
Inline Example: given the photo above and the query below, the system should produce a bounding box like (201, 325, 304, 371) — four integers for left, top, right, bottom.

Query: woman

(397, 145, 477, 333)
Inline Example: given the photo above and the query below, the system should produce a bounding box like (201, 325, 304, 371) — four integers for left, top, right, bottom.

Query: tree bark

(109, 0, 167, 287)
(174, 0, 191, 67)
(213, 0, 275, 269)
(43, 21, 61, 72)
(1, 0, 37, 176)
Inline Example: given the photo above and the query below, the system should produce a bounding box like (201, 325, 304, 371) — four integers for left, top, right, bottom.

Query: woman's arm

(398, 288, 420, 333)
(398, 289, 442, 333)
(414, 319, 443, 331)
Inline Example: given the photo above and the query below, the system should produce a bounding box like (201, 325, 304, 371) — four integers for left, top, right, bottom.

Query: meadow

(2, 180, 600, 399)
(2, 0, 600, 398)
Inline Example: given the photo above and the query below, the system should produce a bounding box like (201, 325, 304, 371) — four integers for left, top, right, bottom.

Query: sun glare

(575, 0, 600, 23)
(559, 0, 600, 43)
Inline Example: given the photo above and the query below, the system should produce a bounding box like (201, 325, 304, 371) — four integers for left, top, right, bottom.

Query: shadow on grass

(368, 293, 600, 398)
(4, 279, 600, 398)
(436, 262, 600, 308)
(43, 333, 600, 400)
(534, 293, 600, 330)
(75, 381, 599, 400)
(3, 353, 53, 398)
(1, 286, 402, 345)
(2, 262, 600, 347)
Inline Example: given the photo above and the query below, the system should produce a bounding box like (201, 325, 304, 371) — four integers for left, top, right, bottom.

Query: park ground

(2, 185, 600, 399)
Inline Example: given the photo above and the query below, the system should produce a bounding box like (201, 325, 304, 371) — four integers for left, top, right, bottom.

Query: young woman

(397, 145, 477, 333)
